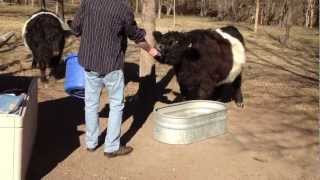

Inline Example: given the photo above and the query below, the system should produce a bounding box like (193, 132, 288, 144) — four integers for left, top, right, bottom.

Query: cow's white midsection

(22, 11, 70, 50)
(215, 28, 246, 85)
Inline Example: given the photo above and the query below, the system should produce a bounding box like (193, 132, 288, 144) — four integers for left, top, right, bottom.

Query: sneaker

(104, 146, 133, 158)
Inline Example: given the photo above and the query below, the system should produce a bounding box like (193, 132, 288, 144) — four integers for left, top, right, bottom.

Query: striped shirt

(71, 0, 146, 74)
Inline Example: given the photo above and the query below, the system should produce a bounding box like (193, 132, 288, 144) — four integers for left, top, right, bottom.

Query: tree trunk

(140, 0, 156, 77)
(306, 0, 310, 27)
(310, 0, 315, 27)
(200, 0, 204, 16)
(279, 0, 289, 28)
(135, 0, 139, 14)
(56, 0, 64, 20)
(306, 0, 318, 28)
(280, 0, 292, 46)
(200, 0, 208, 17)
(139, 0, 156, 99)
(254, 0, 260, 32)
(217, 1, 225, 20)
(260, 3, 264, 25)
(158, 0, 161, 19)
(231, 0, 238, 21)
(166, 4, 172, 16)
(173, 0, 176, 27)
(40, 0, 46, 9)
(313, 1, 319, 28)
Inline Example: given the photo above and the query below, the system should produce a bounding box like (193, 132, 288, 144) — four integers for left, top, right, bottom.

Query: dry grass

(0, 4, 37, 15)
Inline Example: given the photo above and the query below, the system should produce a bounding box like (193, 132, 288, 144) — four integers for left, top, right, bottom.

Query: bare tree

(173, 0, 176, 27)
(139, 0, 156, 98)
(254, 0, 260, 32)
(40, 0, 46, 9)
(261, 0, 277, 25)
(158, 0, 161, 19)
(279, 0, 293, 45)
(135, 0, 138, 13)
(305, 0, 318, 28)
(165, 0, 173, 16)
(56, 0, 64, 20)
(200, 0, 208, 16)
(130, 0, 317, 28)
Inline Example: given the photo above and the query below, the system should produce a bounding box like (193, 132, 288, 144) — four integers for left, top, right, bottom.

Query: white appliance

(0, 78, 38, 180)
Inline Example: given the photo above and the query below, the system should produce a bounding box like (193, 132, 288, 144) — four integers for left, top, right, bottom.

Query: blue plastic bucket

(64, 53, 85, 99)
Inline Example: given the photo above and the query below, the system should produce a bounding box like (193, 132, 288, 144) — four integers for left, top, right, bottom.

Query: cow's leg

(29, 47, 39, 69)
(198, 78, 216, 100)
(172, 85, 187, 102)
(198, 87, 214, 100)
(49, 53, 62, 81)
(37, 45, 51, 84)
(50, 38, 65, 80)
(39, 61, 48, 83)
(30, 49, 44, 81)
(232, 74, 244, 108)
(179, 85, 188, 100)
(31, 58, 37, 68)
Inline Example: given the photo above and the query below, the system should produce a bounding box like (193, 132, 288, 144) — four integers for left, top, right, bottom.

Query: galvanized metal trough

(153, 100, 227, 144)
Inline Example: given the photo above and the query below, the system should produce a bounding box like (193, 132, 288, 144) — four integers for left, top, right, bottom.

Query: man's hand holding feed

(136, 41, 161, 60)
(148, 47, 161, 57)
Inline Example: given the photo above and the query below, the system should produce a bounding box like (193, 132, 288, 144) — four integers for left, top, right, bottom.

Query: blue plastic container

(64, 53, 85, 99)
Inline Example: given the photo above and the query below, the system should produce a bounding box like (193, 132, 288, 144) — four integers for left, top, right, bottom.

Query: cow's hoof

(236, 102, 244, 108)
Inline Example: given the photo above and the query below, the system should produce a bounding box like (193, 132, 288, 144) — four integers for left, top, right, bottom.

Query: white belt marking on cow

(215, 28, 246, 85)
(22, 11, 71, 50)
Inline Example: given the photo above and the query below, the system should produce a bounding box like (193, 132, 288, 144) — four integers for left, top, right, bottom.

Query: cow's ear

(153, 31, 162, 42)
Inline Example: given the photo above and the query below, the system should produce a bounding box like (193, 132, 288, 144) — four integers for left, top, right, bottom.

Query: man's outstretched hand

(136, 41, 162, 61)
(148, 47, 162, 61)
(148, 48, 160, 57)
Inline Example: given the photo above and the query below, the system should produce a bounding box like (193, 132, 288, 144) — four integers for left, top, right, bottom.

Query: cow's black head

(153, 31, 191, 65)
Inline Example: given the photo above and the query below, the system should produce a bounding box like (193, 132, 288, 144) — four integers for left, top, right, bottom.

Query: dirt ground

(0, 5, 319, 180)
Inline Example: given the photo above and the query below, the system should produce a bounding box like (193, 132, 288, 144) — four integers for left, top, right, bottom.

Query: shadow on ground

(26, 97, 85, 180)
(26, 62, 173, 179)
(99, 64, 176, 146)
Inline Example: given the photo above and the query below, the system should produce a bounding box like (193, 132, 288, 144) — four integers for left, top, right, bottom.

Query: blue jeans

(84, 70, 124, 153)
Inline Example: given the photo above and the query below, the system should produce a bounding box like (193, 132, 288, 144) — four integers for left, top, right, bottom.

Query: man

(70, 0, 160, 158)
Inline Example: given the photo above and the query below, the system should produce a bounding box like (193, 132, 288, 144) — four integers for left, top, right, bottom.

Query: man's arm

(136, 41, 160, 57)
(123, 8, 160, 57)
(70, 0, 87, 36)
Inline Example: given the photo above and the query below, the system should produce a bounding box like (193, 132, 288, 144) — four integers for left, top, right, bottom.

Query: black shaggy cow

(153, 26, 246, 107)
(22, 10, 71, 83)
